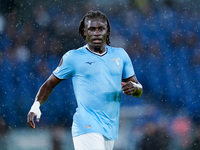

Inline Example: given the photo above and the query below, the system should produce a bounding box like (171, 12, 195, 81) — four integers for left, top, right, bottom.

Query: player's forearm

(34, 82, 54, 105)
(34, 74, 61, 105)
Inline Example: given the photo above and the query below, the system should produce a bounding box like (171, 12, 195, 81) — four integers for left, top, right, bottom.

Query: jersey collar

(85, 45, 107, 56)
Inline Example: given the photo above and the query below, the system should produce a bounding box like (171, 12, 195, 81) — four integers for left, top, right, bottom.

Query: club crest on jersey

(58, 58, 63, 66)
(55, 58, 63, 73)
(111, 58, 120, 65)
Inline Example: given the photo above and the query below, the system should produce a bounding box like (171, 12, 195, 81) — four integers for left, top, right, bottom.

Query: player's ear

(83, 28, 87, 40)
(84, 28, 86, 36)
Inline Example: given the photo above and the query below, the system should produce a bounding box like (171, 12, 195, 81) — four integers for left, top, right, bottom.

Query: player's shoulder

(63, 46, 86, 58)
(107, 45, 127, 55)
(107, 45, 124, 51)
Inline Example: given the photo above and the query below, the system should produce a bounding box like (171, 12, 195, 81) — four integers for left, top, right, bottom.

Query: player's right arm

(27, 74, 62, 128)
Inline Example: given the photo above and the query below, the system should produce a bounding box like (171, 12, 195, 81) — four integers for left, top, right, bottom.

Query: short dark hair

(78, 10, 111, 46)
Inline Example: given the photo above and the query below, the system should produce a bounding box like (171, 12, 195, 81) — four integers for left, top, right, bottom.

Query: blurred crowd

(0, 0, 200, 149)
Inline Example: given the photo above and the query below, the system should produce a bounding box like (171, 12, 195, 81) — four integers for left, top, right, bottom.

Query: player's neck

(86, 44, 106, 55)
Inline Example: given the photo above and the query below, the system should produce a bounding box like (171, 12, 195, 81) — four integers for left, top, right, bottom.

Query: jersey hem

(72, 131, 118, 140)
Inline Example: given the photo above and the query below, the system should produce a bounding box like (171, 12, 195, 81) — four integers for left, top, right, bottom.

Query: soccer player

(27, 10, 143, 150)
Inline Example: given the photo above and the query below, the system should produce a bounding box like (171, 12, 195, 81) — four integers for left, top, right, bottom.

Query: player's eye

(98, 27, 104, 31)
(89, 27, 95, 31)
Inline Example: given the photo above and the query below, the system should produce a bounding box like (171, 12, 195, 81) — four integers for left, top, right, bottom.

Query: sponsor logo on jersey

(111, 58, 120, 65)
(84, 125, 91, 128)
(86, 61, 95, 65)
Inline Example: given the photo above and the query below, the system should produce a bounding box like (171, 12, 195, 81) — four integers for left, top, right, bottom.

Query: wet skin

(27, 18, 143, 128)
(84, 18, 108, 54)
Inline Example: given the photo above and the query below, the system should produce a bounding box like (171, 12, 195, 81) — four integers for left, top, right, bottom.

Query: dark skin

(27, 18, 143, 128)
(27, 74, 62, 128)
(84, 18, 107, 54)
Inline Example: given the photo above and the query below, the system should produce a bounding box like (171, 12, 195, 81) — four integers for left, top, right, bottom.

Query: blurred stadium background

(0, 0, 200, 149)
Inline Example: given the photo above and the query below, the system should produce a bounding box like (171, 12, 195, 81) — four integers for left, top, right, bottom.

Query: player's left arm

(121, 75, 143, 97)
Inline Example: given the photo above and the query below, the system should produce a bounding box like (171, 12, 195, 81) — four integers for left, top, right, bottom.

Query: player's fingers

(30, 112, 36, 121)
(27, 116, 35, 128)
(121, 82, 126, 85)
(27, 112, 36, 128)
(122, 85, 135, 92)
(123, 90, 131, 95)
(123, 91, 133, 95)
(122, 86, 129, 91)
(123, 88, 136, 95)
(121, 82, 127, 88)
(36, 118, 40, 122)
(126, 90, 135, 95)
(122, 81, 134, 89)
(28, 120, 35, 128)
(27, 112, 34, 122)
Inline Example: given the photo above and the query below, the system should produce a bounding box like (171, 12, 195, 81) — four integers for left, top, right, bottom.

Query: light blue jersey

(53, 45, 135, 140)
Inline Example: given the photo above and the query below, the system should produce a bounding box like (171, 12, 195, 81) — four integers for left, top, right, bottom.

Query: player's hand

(27, 112, 39, 128)
(27, 101, 41, 128)
(121, 81, 137, 95)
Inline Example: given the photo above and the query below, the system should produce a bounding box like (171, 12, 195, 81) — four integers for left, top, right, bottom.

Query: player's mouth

(92, 39, 102, 44)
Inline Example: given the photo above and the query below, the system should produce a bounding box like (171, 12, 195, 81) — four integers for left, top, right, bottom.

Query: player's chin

(93, 43, 102, 48)
(92, 41, 103, 46)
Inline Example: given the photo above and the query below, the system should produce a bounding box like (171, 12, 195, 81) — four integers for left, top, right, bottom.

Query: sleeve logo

(58, 58, 63, 66)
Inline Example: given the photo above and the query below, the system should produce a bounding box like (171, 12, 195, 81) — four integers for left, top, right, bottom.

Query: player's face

(84, 18, 108, 50)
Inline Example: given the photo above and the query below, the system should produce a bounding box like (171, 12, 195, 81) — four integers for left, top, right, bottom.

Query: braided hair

(79, 10, 111, 46)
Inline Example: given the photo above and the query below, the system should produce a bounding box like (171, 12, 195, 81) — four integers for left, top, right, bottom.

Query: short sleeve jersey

(53, 45, 135, 140)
